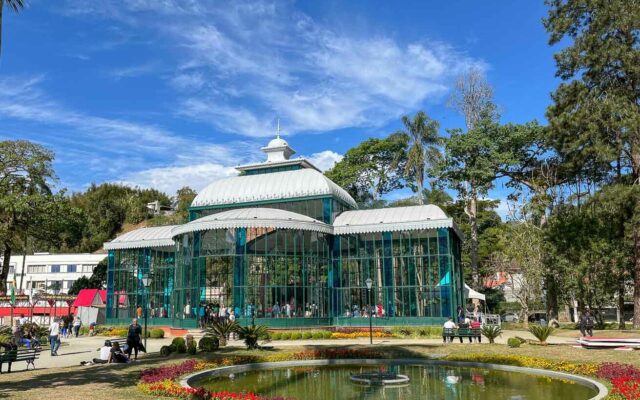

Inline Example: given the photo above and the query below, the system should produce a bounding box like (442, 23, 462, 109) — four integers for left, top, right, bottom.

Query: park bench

(0, 348, 40, 373)
(443, 327, 482, 343)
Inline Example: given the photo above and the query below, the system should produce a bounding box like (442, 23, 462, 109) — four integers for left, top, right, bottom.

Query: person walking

(49, 318, 60, 356)
(73, 316, 82, 338)
(126, 318, 142, 361)
(580, 310, 594, 337)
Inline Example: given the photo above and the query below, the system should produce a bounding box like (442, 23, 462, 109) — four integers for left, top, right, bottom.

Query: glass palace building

(104, 137, 464, 328)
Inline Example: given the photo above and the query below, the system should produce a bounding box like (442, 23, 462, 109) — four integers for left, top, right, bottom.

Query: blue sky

(0, 0, 559, 214)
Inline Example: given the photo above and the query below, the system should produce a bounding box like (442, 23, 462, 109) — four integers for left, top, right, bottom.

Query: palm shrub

(236, 324, 269, 350)
(529, 325, 555, 344)
(481, 325, 502, 344)
(205, 319, 239, 346)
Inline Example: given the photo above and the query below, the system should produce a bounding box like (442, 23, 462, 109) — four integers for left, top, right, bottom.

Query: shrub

(187, 343, 197, 355)
(281, 332, 291, 340)
(302, 332, 312, 340)
(150, 328, 164, 338)
(481, 325, 502, 344)
(271, 332, 282, 340)
(205, 319, 239, 347)
(514, 336, 527, 344)
(185, 334, 195, 348)
(168, 344, 177, 353)
(529, 325, 555, 344)
(291, 332, 302, 340)
(321, 331, 332, 339)
(176, 342, 187, 354)
(159, 345, 172, 356)
(507, 337, 521, 348)
(236, 325, 269, 350)
(312, 332, 324, 339)
(171, 337, 186, 348)
(198, 336, 219, 352)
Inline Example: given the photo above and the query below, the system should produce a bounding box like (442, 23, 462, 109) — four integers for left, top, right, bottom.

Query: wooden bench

(443, 327, 482, 343)
(0, 348, 40, 373)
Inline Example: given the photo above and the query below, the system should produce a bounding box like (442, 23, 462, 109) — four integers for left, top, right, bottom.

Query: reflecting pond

(195, 364, 598, 400)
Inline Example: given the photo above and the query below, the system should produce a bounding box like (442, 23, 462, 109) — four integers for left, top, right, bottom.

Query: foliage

(159, 345, 172, 357)
(198, 336, 219, 352)
(175, 342, 187, 354)
(236, 324, 269, 350)
(507, 337, 521, 348)
(325, 134, 408, 206)
(394, 111, 441, 203)
(187, 342, 196, 355)
(205, 319, 239, 347)
(171, 337, 186, 348)
(149, 328, 165, 339)
(528, 325, 555, 343)
(444, 353, 598, 376)
(290, 332, 302, 340)
(68, 258, 108, 294)
(480, 325, 501, 344)
(174, 186, 197, 222)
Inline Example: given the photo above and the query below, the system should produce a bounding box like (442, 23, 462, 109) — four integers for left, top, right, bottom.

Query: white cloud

(110, 62, 159, 80)
(62, 0, 487, 137)
(306, 150, 343, 172)
(120, 163, 238, 194)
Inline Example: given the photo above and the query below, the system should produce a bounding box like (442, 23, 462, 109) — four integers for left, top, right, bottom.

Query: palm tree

(396, 111, 441, 204)
(0, 0, 25, 57)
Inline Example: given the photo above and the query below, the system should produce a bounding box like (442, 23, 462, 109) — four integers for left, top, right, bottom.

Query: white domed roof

(192, 168, 358, 209)
(266, 137, 288, 148)
(171, 207, 332, 236)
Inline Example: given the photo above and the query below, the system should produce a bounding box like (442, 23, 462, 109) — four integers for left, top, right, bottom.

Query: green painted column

(233, 228, 247, 314)
(406, 237, 417, 316)
(382, 232, 394, 317)
(437, 228, 452, 318)
(106, 250, 115, 319)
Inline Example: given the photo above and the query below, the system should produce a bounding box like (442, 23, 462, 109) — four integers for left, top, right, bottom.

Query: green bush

(79, 326, 89, 336)
(507, 337, 521, 348)
(481, 325, 502, 344)
(280, 332, 291, 340)
(302, 332, 312, 340)
(150, 328, 165, 338)
(171, 337, 186, 347)
(291, 332, 302, 340)
(271, 332, 282, 340)
(176, 342, 187, 354)
(312, 332, 324, 339)
(168, 344, 177, 353)
(322, 331, 332, 339)
(529, 325, 555, 344)
(198, 336, 219, 352)
(514, 336, 527, 344)
(187, 343, 197, 355)
(160, 345, 172, 356)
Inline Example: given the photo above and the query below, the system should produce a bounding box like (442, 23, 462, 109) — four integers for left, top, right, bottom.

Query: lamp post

(365, 278, 373, 345)
(141, 274, 151, 352)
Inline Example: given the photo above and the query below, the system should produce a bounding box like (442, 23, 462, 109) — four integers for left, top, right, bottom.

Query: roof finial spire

(276, 117, 281, 139)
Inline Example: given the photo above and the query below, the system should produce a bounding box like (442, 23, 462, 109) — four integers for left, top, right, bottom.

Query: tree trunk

(469, 195, 479, 288)
(416, 174, 424, 205)
(618, 279, 626, 330)
(0, 242, 11, 293)
(545, 274, 559, 320)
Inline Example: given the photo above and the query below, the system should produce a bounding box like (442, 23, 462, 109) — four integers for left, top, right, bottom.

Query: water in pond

(196, 364, 597, 400)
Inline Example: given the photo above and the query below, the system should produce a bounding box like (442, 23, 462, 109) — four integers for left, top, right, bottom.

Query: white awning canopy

(171, 208, 333, 237)
(464, 284, 486, 301)
(104, 225, 178, 250)
(333, 205, 460, 237)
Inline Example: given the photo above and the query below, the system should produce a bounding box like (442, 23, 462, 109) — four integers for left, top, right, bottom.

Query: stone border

(181, 358, 608, 400)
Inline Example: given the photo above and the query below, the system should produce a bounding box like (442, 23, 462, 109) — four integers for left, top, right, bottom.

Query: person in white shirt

(49, 318, 61, 356)
(92, 340, 112, 364)
(442, 317, 457, 343)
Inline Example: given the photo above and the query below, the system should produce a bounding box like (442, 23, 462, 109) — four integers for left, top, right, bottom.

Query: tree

(325, 134, 407, 206)
(0, 0, 25, 57)
(394, 111, 441, 204)
(544, 0, 640, 327)
(0, 140, 56, 293)
(175, 186, 197, 222)
(444, 69, 499, 288)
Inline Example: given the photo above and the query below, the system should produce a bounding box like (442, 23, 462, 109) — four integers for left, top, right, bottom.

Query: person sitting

(470, 318, 482, 343)
(21, 330, 41, 350)
(442, 317, 457, 343)
(93, 340, 112, 364)
(108, 342, 128, 363)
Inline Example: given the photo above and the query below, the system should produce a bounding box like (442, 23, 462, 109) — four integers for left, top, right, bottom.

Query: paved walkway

(31, 329, 580, 370)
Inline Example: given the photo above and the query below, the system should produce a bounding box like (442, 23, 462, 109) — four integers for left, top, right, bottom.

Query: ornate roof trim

(104, 225, 178, 250)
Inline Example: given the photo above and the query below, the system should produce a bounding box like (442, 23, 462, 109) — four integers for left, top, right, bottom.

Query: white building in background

(3, 253, 106, 296)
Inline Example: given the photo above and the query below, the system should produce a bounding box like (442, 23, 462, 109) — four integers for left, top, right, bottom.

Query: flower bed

(445, 354, 640, 400)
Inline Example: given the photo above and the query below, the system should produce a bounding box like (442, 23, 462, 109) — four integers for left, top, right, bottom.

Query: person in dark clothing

(109, 342, 128, 363)
(579, 310, 594, 337)
(126, 318, 142, 361)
